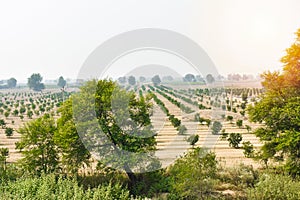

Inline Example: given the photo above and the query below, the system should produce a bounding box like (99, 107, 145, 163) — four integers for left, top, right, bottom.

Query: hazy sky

(0, 0, 300, 82)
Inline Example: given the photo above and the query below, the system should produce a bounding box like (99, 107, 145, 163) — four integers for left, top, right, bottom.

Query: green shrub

(242, 141, 254, 158)
(228, 133, 242, 148)
(187, 134, 199, 146)
(168, 147, 218, 199)
(247, 174, 300, 200)
(0, 174, 131, 200)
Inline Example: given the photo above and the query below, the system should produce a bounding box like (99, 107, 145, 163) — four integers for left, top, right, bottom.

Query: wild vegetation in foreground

(0, 29, 299, 199)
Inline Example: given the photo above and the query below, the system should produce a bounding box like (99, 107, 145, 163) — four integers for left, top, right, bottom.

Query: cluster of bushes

(2, 145, 300, 199)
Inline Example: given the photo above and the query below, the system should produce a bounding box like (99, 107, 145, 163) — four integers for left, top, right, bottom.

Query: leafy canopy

(248, 29, 300, 176)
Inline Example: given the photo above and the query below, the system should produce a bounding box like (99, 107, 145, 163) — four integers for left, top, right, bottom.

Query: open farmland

(1, 84, 264, 168)
(0, 89, 74, 163)
(131, 83, 265, 168)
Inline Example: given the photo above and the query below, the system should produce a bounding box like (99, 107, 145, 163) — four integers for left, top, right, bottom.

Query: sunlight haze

(0, 0, 299, 82)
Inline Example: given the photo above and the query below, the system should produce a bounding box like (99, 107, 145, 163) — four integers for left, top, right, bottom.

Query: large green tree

(72, 79, 159, 186)
(17, 114, 58, 175)
(248, 29, 300, 176)
(27, 73, 45, 91)
(54, 97, 91, 174)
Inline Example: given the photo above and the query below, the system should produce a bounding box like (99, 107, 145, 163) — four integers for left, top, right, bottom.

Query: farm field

(0, 89, 74, 163)
(0, 84, 263, 168)
(144, 84, 264, 168)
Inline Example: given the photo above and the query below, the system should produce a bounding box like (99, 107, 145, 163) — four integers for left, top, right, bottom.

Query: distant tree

(228, 133, 242, 148)
(177, 125, 187, 135)
(5, 127, 13, 137)
(27, 110, 33, 119)
(245, 125, 252, 133)
(28, 73, 45, 91)
(139, 76, 146, 82)
(128, 76, 136, 85)
(205, 118, 211, 128)
(7, 78, 17, 88)
(151, 75, 161, 85)
(211, 121, 222, 134)
(206, 74, 215, 84)
(0, 119, 6, 128)
(57, 76, 66, 88)
(184, 74, 196, 82)
(117, 76, 126, 84)
(241, 102, 247, 110)
(196, 75, 205, 82)
(236, 119, 243, 128)
(242, 92, 248, 102)
(4, 111, 9, 118)
(187, 134, 199, 147)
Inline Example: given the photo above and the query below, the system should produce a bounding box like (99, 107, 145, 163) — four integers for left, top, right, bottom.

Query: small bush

(228, 133, 242, 148)
(242, 141, 254, 158)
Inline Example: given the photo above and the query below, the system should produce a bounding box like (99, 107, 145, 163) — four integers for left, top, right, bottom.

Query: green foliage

(0, 148, 9, 164)
(212, 121, 222, 134)
(28, 73, 45, 91)
(128, 75, 136, 86)
(187, 134, 199, 146)
(221, 129, 228, 140)
(17, 114, 58, 175)
(242, 141, 254, 158)
(7, 77, 17, 88)
(57, 76, 66, 88)
(151, 75, 161, 85)
(73, 79, 159, 185)
(168, 147, 218, 199)
(226, 115, 233, 123)
(242, 92, 248, 102)
(0, 174, 131, 200)
(247, 174, 300, 200)
(194, 113, 201, 122)
(4, 111, 10, 118)
(228, 133, 242, 148)
(0, 118, 6, 128)
(245, 125, 252, 133)
(218, 164, 259, 190)
(5, 127, 13, 137)
(54, 97, 91, 174)
(248, 29, 300, 176)
(177, 125, 187, 135)
(130, 170, 170, 197)
(236, 119, 243, 128)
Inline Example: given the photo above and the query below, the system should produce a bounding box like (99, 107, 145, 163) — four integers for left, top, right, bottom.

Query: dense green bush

(228, 133, 242, 148)
(247, 174, 300, 200)
(0, 174, 133, 200)
(168, 147, 218, 199)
